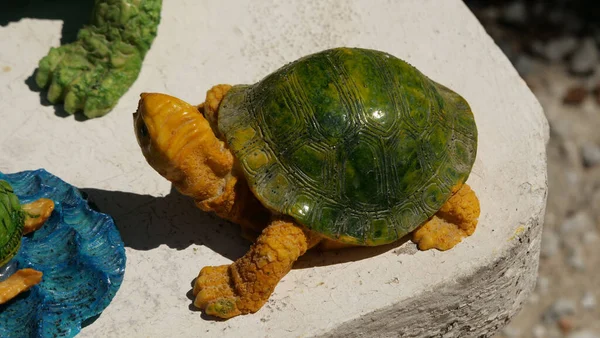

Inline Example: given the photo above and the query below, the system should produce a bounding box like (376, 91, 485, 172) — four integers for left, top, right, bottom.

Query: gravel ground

(465, 1, 600, 337)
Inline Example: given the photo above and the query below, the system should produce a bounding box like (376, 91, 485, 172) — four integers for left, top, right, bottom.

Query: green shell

(218, 47, 477, 245)
(0, 180, 24, 266)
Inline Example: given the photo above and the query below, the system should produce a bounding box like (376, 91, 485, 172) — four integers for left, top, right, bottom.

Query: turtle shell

(0, 180, 24, 266)
(218, 47, 477, 245)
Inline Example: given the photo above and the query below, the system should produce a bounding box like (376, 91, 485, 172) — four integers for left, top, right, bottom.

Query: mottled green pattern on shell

(0, 180, 24, 266)
(219, 48, 477, 245)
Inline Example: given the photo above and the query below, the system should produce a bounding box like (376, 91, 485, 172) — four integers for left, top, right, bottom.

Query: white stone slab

(0, 0, 548, 337)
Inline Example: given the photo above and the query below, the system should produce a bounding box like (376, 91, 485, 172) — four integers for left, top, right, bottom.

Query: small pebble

(543, 298, 576, 323)
(541, 230, 559, 258)
(566, 169, 580, 185)
(514, 54, 536, 76)
(581, 292, 596, 310)
(570, 38, 599, 75)
(581, 143, 600, 167)
(560, 211, 593, 235)
(536, 276, 550, 294)
(567, 247, 586, 271)
(543, 36, 578, 61)
(501, 1, 527, 26)
(502, 326, 521, 338)
(528, 293, 540, 305)
(568, 330, 600, 338)
(558, 316, 574, 334)
(561, 140, 582, 167)
(583, 230, 599, 244)
(563, 86, 588, 105)
(532, 325, 546, 338)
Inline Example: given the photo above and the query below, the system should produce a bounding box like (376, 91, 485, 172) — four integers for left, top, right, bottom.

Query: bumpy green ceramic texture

(0, 180, 24, 266)
(219, 48, 477, 245)
(35, 0, 162, 118)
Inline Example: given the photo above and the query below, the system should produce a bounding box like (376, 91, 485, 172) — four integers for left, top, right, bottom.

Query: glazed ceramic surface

(0, 169, 126, 338)
(220, 48, 477, 245)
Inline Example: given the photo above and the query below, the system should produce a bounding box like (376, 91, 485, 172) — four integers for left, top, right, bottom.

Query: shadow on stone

(80, 186, 411, 269)
(81, 314, 101, 330)
(7, 0, 95, 121)
(80, 186, 250, 261)
(0, 0, 94, 44)
(295, 236, 413, 269)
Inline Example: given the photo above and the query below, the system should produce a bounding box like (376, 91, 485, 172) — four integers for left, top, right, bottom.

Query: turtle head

(134, 93, 204, 182)
(134, 93, 234, 200)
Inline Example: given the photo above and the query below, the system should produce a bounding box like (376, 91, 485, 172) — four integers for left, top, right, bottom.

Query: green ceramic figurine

(134, 47, 480, 318)
(0, 180, 54, 304)
(35, 0, 162, 118)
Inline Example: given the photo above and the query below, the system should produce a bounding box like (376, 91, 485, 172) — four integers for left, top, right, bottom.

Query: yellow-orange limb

(196, 172, 270, 235)
(0, 269, 43, 304)
(412, 184, 480, 251)
(201, 84, 232, 135)
(193, 84, 271, 231)
(22, 198, 55, 235)
(193, 220, 311, 319)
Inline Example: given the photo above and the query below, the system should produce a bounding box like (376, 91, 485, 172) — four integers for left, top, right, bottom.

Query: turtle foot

(35, 0, 161, 118)
(412, 184, 480, 251)
(192, 221, 310, 319)
(35, 38, 143, 118)
(192, 265, 242, 319)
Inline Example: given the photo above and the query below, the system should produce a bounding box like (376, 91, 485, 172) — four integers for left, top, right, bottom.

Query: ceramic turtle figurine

(0, 180, 54, 304)
(133, 47, 480, 319)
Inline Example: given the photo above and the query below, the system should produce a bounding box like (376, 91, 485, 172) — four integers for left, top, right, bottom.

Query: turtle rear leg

(36, 0, 162, 118)
(193, 220, 319, 318)
(412, 184, 480, 251)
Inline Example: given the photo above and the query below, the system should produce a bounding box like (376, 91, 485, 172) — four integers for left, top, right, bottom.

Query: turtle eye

(138, 121, 149, 138)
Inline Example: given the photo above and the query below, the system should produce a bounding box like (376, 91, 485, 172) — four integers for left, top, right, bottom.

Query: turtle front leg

(135, 91, 270, 233)
(36, 0, 162, 118)
(22, 198, 55, 234)
(193, 220, 317, 318)
(411, 184, 480, 251)
(198, 84, 233, 134)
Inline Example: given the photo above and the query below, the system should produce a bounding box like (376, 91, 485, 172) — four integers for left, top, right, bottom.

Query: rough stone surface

(496, 65, 600, 337)
(467, 4, 600, 329)
(0, 0, 548, 337)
